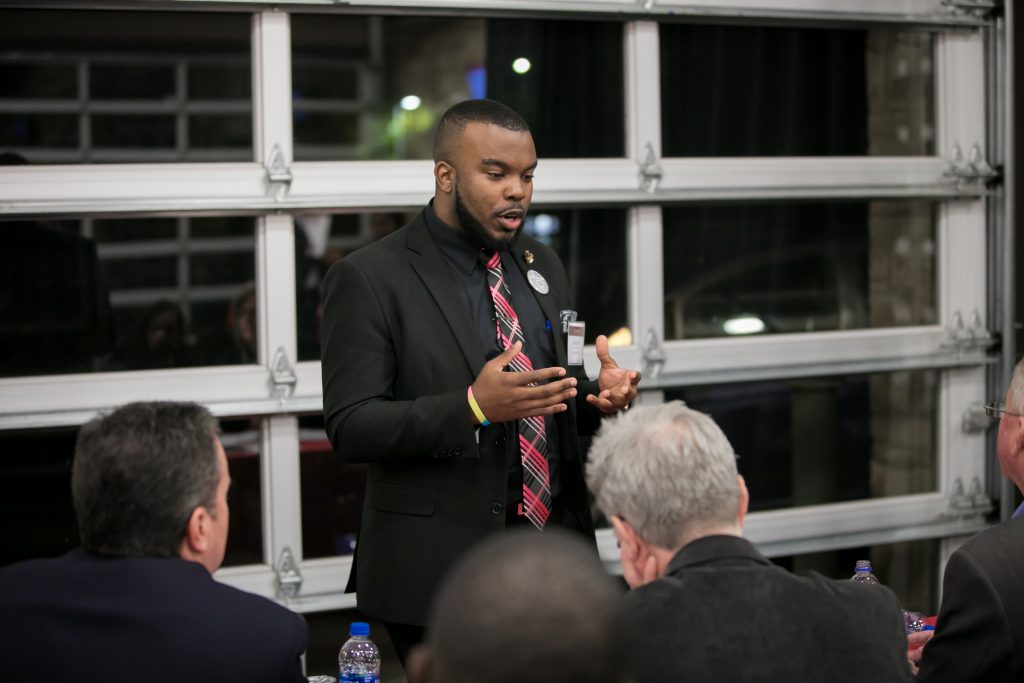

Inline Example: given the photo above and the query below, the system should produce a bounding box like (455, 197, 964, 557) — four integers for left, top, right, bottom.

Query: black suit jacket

(624, 535, 909, 683)
(321, 209, 600, 625)
(0, 549, 307, 682)
(917, 515, 1024, 683)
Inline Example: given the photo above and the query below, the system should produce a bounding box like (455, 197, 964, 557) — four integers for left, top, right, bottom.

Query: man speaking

(320, 99, 640, 663)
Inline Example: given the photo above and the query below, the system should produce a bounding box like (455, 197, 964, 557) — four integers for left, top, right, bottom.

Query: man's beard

(454, 185, 522, 252)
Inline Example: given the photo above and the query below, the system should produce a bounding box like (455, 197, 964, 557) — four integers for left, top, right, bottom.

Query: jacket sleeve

(320, 257, 478, 464)
(916, 546, 1016, 683)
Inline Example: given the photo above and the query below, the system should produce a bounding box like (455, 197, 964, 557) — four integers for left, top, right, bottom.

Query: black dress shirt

(423, 203, 563, 505)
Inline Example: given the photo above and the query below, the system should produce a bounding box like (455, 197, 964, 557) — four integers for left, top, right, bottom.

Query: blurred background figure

(111, 300, 194, 370)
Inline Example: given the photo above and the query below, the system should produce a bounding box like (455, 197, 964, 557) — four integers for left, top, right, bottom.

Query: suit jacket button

(454, 447, 463, 456)
(491, 503, 504, 515)
(496, 435, 506, 446)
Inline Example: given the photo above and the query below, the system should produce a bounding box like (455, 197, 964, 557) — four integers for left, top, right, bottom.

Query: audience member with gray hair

(587, 401, 909, 683)
(0, 401, 307, 683)
(406, 529, 630, 683)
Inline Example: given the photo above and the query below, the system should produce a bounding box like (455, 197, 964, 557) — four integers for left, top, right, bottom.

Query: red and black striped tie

(485, 250, 551, 529)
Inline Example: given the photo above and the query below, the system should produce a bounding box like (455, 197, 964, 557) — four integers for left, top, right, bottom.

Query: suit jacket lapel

(406, 214, 486, 376)
(511, 242, 567, 368)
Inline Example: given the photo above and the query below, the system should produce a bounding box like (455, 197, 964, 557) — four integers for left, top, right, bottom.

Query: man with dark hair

(321, 98, 640, 663)
(406, 529, 630, 683)
(0, 401, 307, 683)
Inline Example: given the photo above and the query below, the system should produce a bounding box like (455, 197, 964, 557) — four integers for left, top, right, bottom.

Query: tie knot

(485, 250, 502, 270)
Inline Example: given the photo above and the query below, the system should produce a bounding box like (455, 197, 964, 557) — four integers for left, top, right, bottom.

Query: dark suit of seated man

(912, 358, 1024, 682)
(0, 401, 307, 683)
(586, 401, 910, 683)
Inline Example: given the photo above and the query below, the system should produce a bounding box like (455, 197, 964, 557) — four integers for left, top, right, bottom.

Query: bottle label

(339, 674, 378, 683)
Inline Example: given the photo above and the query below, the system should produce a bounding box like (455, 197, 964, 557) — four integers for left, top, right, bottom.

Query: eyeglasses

(984, 402, 1024, 419)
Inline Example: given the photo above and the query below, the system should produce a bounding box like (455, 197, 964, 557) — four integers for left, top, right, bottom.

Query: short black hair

(72, 401, 220, 558)
(425, 529, 630, 683)
(433, 99, 530, 162)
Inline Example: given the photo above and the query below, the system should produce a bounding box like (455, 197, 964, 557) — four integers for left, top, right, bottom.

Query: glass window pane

(0, 62, 77, 99)
(92, 114, 176, 149)
(299, 416, 363, 560)
(0, 417, 262, 569)
(297, 208, 628, 362)
(291, 15, 624, 160)
(0, 9, 251, 163)
(774, 538, 939, 617)
(660, 25, 934, 157)
(187, 62, 250, 100)
(664, 370, 938, 512)
(0, 216, 257, 377)
(90, 63, 175, 100)
(663, 201, 936, 340)
(189, 114, 252, 150)
(0, 113, 78, 148)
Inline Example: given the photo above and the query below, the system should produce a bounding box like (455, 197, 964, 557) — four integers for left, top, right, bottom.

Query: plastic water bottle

(849, 560, 933, 634)
(850, 559, 880, 585)
(339, 622, 380, 683)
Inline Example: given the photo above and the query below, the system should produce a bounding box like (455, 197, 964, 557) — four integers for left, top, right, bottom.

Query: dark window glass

(90, 63, 175, 100)
(300, 417, 364, 560)
(665, 370, 938, 512)
(293, 111, 360, 150)
(663, 201, 936, 340)
(101, 255, 178, 290)
(296, 208, 627, 361)
(660, 25, 934, 156)
(93, 217, 178, 242)
(775, 538, 939, 616)
(291, 15, 624, 160)
(0, 9, 250, 163)
(0, 113, 78, 147)
(0, 419, 261, 569)
(0, 216, 257, 377)
(189, 114, 252, 149)
(293, 63, 360, 100)
(188, 62, 250, 100)
(92, 114, 175, 148)
(0, 63, 77, 99)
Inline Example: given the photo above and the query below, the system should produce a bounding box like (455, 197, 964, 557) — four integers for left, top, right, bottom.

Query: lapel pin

(523, 250, 535, 265)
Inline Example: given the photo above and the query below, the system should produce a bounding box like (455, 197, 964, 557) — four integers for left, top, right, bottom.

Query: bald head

(433, 99, 530, 163)
(410, 530, 629, 683)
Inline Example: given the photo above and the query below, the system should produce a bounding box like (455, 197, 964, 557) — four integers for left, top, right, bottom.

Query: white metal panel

(252, 10, 293, 166)
(261, 416, 305, 565)
(659, 157, 959, 193)
(172, 0, 985, 25)
(657, 326, 956, 376)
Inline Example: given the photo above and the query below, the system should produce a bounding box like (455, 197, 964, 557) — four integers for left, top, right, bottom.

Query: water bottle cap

(349, 621, 370, 637)
(854, 560, 873, 572)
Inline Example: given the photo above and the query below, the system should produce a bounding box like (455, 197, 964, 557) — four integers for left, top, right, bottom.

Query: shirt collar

(665, 534, 772, 575)
(424, 201, 488, 276)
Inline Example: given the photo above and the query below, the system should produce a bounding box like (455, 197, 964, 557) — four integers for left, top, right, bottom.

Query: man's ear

(183, 505, 210, 556)
(405, 644, 432, 683)
(610, 515, 639, 553)
(434, 160, 455, 194)
(736, 475, 750, 528)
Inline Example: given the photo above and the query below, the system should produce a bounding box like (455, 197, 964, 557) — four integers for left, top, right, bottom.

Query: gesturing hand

(586, 334, 641, 414)
(471, 342, 578, 424)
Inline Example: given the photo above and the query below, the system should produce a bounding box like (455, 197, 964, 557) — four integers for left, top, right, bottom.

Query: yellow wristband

(467, 386, 490, 426)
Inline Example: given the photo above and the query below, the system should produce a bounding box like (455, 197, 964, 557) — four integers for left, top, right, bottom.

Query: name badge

(527, 270, 549, 295)
(567, 321, 585, 366)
